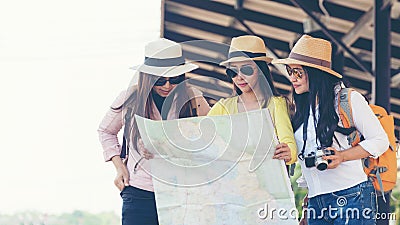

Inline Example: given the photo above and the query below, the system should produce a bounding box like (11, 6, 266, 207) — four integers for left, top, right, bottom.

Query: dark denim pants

(120, 186, 159, 225)
(306, 181, 377, 225)
(376, 191, 391, 225)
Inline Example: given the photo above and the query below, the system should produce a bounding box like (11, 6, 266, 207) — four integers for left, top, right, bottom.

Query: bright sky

(0, 0, 160, 214)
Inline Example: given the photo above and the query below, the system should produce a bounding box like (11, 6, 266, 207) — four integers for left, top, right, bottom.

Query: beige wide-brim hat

(131, 38, 198, 77)
(272, 34, 342, 78)
(220, 35, 273, 66)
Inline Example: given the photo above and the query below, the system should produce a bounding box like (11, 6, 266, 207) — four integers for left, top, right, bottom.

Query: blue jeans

(376, 191, 391, 225)
(120, 186, 159, 225)
(307, 181, 377, 225)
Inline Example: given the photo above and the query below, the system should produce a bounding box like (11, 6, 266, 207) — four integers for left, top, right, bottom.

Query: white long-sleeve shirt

(295, 89, 389, 198)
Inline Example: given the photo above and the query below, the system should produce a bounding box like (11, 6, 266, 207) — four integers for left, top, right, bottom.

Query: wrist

(111, 156, 126, 169)
(111, 155, 122, 164)
(340, 150, 347, 162)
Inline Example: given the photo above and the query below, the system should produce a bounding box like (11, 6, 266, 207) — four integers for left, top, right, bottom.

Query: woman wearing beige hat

(98, 38, 210, 225)
(208, 35, 297, 165)
(273, 34, 389, 225)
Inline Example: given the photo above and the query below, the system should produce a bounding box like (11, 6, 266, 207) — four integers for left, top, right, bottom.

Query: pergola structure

(161, 0, 400, 137)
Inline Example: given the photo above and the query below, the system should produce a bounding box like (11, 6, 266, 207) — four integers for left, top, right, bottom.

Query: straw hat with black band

(220, 35, 273, 67)
(272, 34, 342, 79)
(131, 38, 198, 77)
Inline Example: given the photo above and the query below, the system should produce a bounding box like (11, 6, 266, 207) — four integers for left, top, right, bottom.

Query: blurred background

(0, 0, 161, 224)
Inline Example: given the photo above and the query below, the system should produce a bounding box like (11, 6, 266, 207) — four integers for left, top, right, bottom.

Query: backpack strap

(187, 87, 199, 117)
(189, 97, 198, 117)
(370, 166, 388, 202)
(120, 107, 133, 161)
(337, 88, 362, 146)
(289, 163, 296, 176)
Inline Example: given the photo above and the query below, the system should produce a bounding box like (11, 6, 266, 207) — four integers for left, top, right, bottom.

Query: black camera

(304, 147, 335, 171)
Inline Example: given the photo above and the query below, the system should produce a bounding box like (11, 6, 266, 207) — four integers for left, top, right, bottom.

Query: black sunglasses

(154, 74, 185, 86)
(285, 65, 304, 80)
(226, 65, 256, 78)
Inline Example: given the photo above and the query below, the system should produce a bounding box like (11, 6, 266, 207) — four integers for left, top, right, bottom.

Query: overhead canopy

(161, 0, 400, 137)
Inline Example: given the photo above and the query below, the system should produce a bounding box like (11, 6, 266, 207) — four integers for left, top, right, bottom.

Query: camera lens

(316, 162, 328, 171)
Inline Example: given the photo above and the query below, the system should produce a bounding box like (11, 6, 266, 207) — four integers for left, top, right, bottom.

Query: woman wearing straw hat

(273, 34, 389, 225)
(98, 38, 210, 225)
(208, 35, 297, 165)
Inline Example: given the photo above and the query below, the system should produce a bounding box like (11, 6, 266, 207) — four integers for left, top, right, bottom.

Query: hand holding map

(135, 108, 297, 225)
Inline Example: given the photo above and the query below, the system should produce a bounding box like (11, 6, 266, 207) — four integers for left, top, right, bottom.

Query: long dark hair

(291, 66, 341, 147)
(233, 60, 281, 107)
(112, 72, 195, 153)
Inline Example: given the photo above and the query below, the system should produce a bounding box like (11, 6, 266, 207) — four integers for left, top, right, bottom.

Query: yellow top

(207, 96, 297, 165)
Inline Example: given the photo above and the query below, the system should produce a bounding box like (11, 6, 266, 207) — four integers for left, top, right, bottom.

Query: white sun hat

(131, 38, 198, 77)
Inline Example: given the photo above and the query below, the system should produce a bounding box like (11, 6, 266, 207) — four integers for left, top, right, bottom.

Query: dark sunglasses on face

(226, 65, 256, 78)
(285, 65, 304, 80)
(154, 74, 185, 86)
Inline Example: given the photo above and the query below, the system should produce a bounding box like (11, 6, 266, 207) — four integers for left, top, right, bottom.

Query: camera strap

(299, 105, 321, 160)
(298, 105, 310, 160)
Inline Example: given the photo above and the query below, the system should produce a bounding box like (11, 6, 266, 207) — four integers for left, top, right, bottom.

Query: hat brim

(130, 63, 199, 77)
(220, 56, 273, 67)
(271, 58, 342, 78)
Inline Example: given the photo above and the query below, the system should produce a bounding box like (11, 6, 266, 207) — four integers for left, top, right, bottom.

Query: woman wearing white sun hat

(98, 38, 210, 225)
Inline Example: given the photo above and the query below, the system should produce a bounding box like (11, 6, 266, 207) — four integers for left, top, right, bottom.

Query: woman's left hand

(273, 143, 292, 162)
(323, 147, 344, 169)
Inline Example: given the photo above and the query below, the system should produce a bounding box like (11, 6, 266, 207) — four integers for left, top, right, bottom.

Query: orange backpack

(338, 88, 398, 200)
